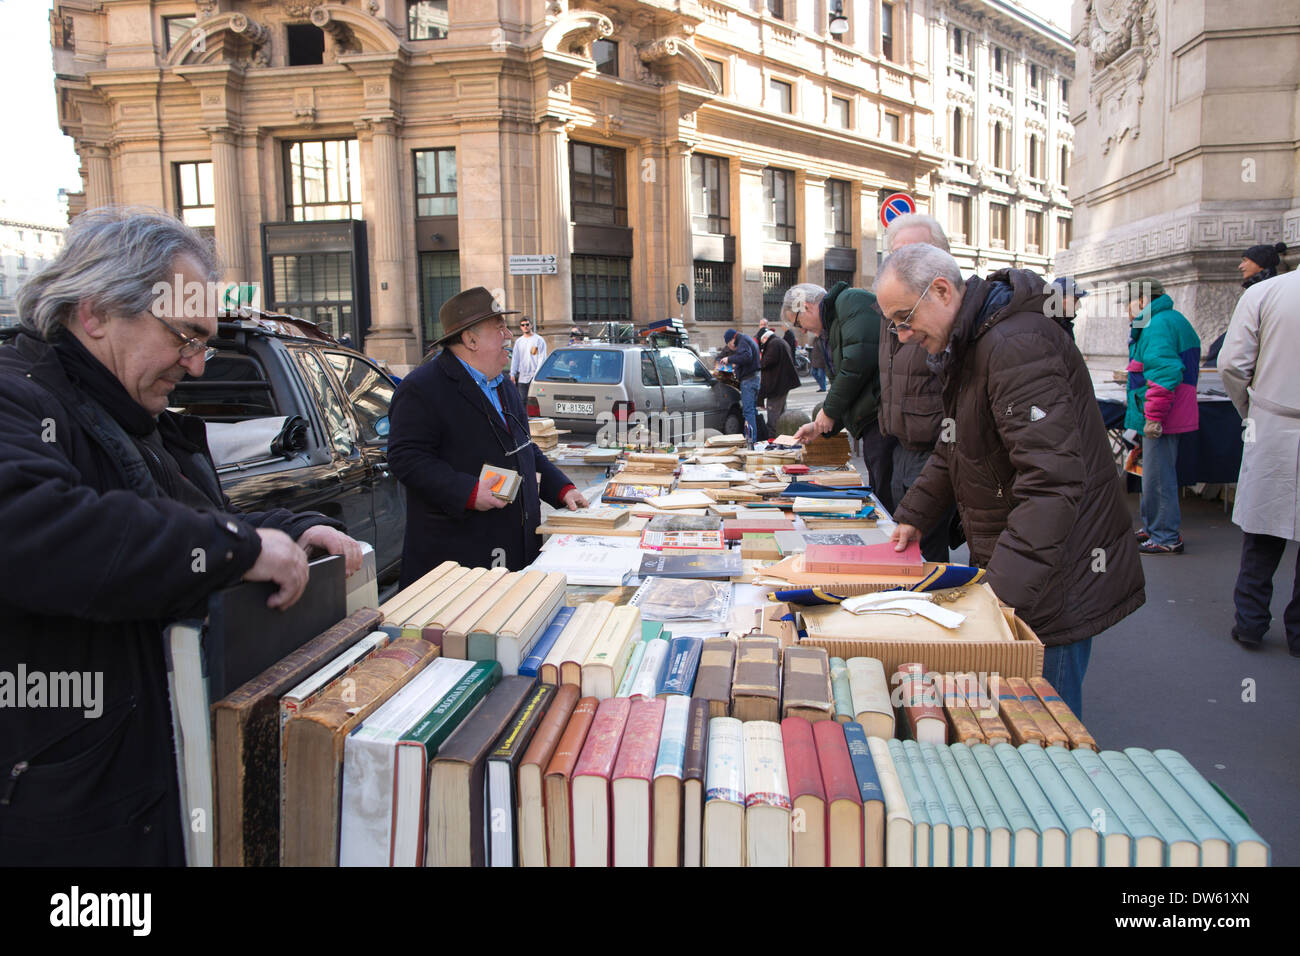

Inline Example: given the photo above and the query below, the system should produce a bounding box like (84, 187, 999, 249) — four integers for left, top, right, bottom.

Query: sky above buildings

(0, 0, 1072, 228)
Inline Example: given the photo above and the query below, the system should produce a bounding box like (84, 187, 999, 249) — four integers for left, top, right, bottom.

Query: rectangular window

(705, 57, 727, 94)
(163, 15, 196, 53)
(1028, 134, 1044, 180)
(831, 96, 851, 129)
(992, 46, 1007, 78)
(763, 267, 798, 322)
(569, 142, 627, 226)
(1027, 62, 1046, 113)
(175, 161, 215, 230)
(770, 78, 793, 114)
(414, 148, 457, 217)
(287, 23, 325, 66)
(571, 255, 632, 322)
(952, 109, 968, 158)
(407, 0, 449, 40)
(1059, 145, 1069, 187)
(1057, 216, 1072, 251)
(826, 269, 854, 288)
(286, 139, 362, 220)
(881, 3, 895, 61)
(690, 154, 730, 235)
(694, 261, 733, 322)
(1025, 211, 1043, 252)
(593, 39, 618, 76)
(947, 195, 971, 245)
(762, 168, 795, 242)
(269, 253, 354, 339)
(418, 251, 460, 347)
(825, 179, 852, 249)
(766, 0, 786, 19)
(884, 112, 901, 142)
(990, 202, 1009, 248)
(992, 122, 1007, 169)
(1059, 78, 1070, 106)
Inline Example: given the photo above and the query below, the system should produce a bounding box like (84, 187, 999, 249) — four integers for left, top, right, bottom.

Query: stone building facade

(51, 0, 949, 369)
(925, 0, 1074, 277)
(1056, 0, 1300, 357)
(0, 218, 65, 328)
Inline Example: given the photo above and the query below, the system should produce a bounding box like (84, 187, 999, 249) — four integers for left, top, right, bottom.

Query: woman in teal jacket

(1125, 278, 1201, 553)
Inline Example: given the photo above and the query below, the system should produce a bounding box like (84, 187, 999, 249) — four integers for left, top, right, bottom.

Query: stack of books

(528, 417, 564, 450)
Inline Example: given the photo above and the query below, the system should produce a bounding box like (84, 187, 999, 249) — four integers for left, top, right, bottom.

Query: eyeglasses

(153, 312, 217, 363)
(888, 277, 936, 336)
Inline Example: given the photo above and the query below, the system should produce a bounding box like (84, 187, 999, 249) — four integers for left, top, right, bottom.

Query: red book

(895, 662, 947, 745)
(571, 697, 631, 867)
(812, 720, 863, 867)
(783, 464, 810, 475)
(803, 540, 925, 576)
(611, 698, 667, 867)
(723, 517, 796, 540)
(781, 717, 827, 867)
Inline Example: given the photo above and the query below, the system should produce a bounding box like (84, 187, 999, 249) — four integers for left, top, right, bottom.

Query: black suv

(169, 312, 404, 584)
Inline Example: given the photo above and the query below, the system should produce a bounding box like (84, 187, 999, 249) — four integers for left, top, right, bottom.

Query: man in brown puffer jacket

(876, 244, 1145, 716)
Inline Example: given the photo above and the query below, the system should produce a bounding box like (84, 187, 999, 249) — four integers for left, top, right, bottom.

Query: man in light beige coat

(1217, 268, 1300, 655)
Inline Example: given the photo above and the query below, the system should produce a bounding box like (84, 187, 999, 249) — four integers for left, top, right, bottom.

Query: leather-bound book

(517, 684, 580, 867)
(1005, 676, 1069, 747)
(282, 636, 436, 866)
(542, 695, 600, 867)
(942, 672, 986, 745)
(1028, 677, 1096, 750)
(213, 607, 382, 867)
(681, 698, 711, 867)
(611, 698, 667, 867)
(989, 674, 1046, 746)
(426, 675, 538, 867)
(731, 636, 781, 722)
(694, 638, 736, 718)
(571, 697, 633, 866)
(960, 672, 1012, 745)
(894, 662, 946, 745)
(782, 645, 834, 722)
(486, 683, 556, 867)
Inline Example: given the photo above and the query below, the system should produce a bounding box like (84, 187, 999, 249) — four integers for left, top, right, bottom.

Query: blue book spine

(921, 743, 969, 864)
(993, 743, 1065, 865)
(1019, 743, 1095, 866)
(1072, 749, 1161, 865)
(1046, 745, 1126, 867)
(904, 740, 951, 866)
(660, 635, 704, 696)
(889, 738, 931, 865)
(1126, 748, 1228, 856)
(1153, 749, 1270, 866)
(842, 722, 884, 808)
(518, 606, 574, 678)
(938, 745, 985, 865)
(1099, 750, 1198, 865)
(971, 743, 1037, 865)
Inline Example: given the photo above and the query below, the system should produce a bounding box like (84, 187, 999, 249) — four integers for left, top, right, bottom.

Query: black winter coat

(0, 332, 339, 865)
(759, 335, 801, 402)
(892, 271, 1145, 646)
(388, 348, 575, 586)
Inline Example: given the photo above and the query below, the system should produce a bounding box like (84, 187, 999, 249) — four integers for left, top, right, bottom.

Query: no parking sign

(880, 192, 917, 228)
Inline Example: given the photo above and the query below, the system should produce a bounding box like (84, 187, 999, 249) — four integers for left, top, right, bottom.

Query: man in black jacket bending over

(0, 208, 363, 865)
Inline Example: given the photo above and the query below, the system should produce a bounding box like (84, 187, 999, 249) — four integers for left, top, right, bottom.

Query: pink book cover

(573, 696, 632, 782)
(804, 541, 925, 576)
(611, 698, 667, 784)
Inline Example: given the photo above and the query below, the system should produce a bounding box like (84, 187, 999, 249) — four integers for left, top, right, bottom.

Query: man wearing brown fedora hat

(388, 287, 587, 583)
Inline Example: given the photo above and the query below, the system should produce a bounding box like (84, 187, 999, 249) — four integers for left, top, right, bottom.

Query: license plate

(555, 401, 595, 415)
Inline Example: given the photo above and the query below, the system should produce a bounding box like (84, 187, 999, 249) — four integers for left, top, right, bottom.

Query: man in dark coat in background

(878, 244, 1145, 716)
(0, 209, 361, 866)
(758, 326, 801, 428)
(388, 287, 587, 585)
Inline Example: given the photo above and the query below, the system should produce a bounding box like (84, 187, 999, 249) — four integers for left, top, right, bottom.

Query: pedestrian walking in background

(1205, 242, 1289, 365)
(758, 326, 800, 430)
(719, 327, 761, 442)
(1125, 277, 1201, 555)
(509, 315, 547, 407)
(1217, 269, 1300, 655)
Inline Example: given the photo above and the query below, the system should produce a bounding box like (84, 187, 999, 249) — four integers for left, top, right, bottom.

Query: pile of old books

(528, 417, 564, 451)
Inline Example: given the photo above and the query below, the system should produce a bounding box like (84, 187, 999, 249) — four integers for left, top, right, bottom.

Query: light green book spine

(904, 740, 950, 866)
(887, 738, 931, 866)
(466, 631, 496, 663)
(1099, 750, 1197, 866)
(994, 743, 1065, 864)
(972, 743, 1037, 866)
(616, 640, 650, 698)
(938, 745, 986, 867)
(1073, 749, 1161, 865)
(1126, 748, 1229, 863)
(641, 621, 664, 642)
(953, 744, 1007, 835)
(1020, 743, 1095, 866)
(922, 743, 970, 861)
(1047, 746, 1128, 867)
(1153, 749, 1270, 866)
(829, 657, 854, 722)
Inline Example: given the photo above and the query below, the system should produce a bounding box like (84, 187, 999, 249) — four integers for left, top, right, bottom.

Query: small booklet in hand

(481, 463, 522, 503)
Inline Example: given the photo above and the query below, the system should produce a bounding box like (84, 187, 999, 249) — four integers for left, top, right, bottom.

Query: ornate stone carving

(311, 6, 361, 57)
(1088, 0, 1160, 75)
(196, 0, 219, 16)
(282, 1, 323, 19)
(946, 87, 975, 109)
(230, 13, 271, 67)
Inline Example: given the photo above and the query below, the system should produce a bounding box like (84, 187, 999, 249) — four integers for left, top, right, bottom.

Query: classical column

(84, 145, 113, 208)
(207, 127, 247, 281)
(738, 160, 766, 322)
(365, 118, 410, 337)
(537, 117, 573, 326)
(803, 173, 827, 288)
(668, 141, 694, 323)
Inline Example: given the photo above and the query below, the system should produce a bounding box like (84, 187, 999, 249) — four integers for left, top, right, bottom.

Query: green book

(1127, 748, 1230, 866)
(1020, 743, 1098, 867)
(993, 743, 1066, 866)
(1072, 748, 1164, 867)
(971, 743, 1038, 867)
(641, 621, 665, 642)
(829, 657, 854, 722)
(1153, 749, 1270, 866)
(616, 640, 651, 698)
(1046, 745, 1129, 868)
(952, 744, 1009, 867)
(888, 738, 931, 866)
(904, 740, 951, 866)
(1100, 750, 1200, 866)
(390, 661, 502, 866)
(920, 742, 970, 866)
(937, 745, 986, 867)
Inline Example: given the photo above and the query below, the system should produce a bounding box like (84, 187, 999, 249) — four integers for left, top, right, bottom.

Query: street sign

(880, 192, 917, 228)
(675, 282, 689, 306)
(508, 254, 558, 275)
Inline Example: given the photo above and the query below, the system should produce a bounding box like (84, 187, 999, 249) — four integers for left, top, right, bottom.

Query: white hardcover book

(629, 638, 671, 699)
(581, 605, 640, 699)
(846, 657, 894, 738)
(164, 620, 213, 867)
(703, 717, 745, 867)
(540, 602, 595, 684)
(497, 577, 567, 675)
(742, 721, 792, 868)
(338, 658, 474, 866)
(344, 542, 378, 615)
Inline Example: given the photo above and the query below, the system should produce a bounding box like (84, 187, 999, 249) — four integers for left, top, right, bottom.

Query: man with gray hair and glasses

(0, 208, 362, 865)
(876, 243, 1144, 716)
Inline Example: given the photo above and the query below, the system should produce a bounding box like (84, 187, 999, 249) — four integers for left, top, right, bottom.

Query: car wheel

(723, 410, 743, 436)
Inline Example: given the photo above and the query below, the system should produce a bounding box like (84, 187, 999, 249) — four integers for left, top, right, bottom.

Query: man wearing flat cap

(388, 287, 587, 584)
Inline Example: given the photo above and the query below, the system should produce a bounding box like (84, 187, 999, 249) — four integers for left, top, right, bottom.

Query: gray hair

(884, 213, 951, 253)
(780, 283, 827, 324)
(875, 243, 963, 296)
(16, 206, 220, 340)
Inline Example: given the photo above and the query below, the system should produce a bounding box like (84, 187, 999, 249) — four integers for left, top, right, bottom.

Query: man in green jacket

(785, 281, 893, 510)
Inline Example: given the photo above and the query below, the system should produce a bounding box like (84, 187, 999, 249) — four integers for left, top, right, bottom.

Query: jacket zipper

(1, 694, 136, 807)
(1, 762, 29, 806)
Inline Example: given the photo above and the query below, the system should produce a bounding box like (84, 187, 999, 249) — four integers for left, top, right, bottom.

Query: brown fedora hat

(431, 286, 520, 346)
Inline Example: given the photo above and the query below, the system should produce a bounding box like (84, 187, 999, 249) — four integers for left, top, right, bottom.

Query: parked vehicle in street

(528, 343, 743, 440)
(168, 311, 405, 584)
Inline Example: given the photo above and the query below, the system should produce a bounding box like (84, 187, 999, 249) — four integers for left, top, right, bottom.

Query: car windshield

(536, 348, 624, 385)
